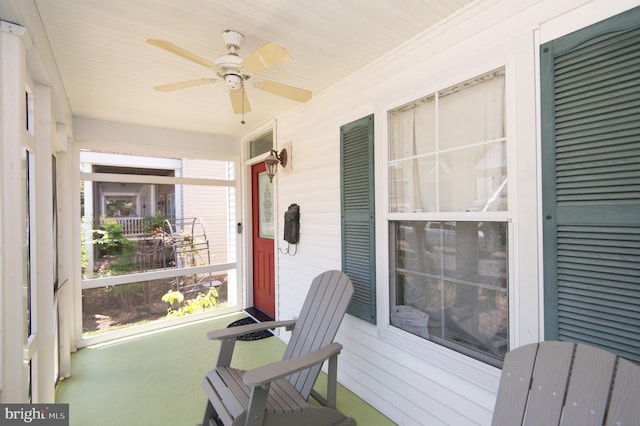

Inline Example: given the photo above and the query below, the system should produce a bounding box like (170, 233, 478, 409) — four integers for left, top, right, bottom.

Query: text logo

(0, 405, 68, 425)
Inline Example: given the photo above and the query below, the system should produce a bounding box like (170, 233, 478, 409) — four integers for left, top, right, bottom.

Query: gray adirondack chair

(492, 341, 640, 426)
(200, 270, 357, 426)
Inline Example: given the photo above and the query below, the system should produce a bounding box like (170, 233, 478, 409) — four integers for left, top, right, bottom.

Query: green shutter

(541, 6, 640, 363)
(341, 115, 376, 324)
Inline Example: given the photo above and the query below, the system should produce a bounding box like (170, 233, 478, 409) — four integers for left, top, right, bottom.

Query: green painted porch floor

(56, 312, 394, 426)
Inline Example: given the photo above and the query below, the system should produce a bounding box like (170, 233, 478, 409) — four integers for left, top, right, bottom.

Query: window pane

(80, 152, 239, 340)
(439, 70, 505, 150)
(249, 131, 273, 159)
(389, 156, 437, 213)
(439, 141, 507, 212)
(389, 95, 436, 160)
(388, 68, 507, 214)
(105, 195, 137, 217)
(83, 183, 233, 279)
(390, 221, 508, 365)
(259, 171, 274, 238)
(82, 272, 230, 336)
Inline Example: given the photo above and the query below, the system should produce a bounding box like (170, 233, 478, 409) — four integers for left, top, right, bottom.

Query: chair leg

(245, 385, 269, 426)
(201, 400, 221, 426)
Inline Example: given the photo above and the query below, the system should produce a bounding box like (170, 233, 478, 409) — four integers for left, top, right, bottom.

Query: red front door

(251, 162, 275, 318)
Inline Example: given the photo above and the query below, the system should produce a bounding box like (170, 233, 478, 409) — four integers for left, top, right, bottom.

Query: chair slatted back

(283, 270, 353, 399)
(492, 341, 640, 426)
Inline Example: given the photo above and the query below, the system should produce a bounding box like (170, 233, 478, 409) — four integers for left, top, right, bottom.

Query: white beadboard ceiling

(22, 0, 473, 137)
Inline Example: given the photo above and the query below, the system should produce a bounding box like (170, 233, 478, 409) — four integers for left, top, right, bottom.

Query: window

(104, 195, 138, 217)
(249, 130, 273, 159)
(80, 153, 238, 339)
(388, 68, 509, 366)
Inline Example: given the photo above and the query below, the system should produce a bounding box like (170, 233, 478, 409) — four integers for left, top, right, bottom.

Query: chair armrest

(206, 319, 297, 340)
(243, 342, 343, 387)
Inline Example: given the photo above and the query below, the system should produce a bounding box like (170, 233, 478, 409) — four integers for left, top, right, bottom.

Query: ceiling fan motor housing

(214, 53, 244, 90)
(215, 30, 246, 90)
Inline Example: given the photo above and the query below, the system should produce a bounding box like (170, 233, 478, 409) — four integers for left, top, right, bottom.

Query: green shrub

(162, 287, 218, 318)
(144, 213, 170, 234)
(94, 219, 133, 256)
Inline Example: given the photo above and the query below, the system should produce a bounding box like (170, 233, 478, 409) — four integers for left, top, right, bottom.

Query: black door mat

(226, 316, 273, 341)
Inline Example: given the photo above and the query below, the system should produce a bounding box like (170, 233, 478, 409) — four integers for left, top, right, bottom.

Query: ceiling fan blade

(241, 42, 291, 74)
(153, 78, 216, 92)
(229, 89, 251, 114)
(256, 79, 312, 103)
(146, 38, 217, 69)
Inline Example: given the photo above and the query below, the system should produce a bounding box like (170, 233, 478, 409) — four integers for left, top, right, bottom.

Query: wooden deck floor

(56, 312, 394, 425)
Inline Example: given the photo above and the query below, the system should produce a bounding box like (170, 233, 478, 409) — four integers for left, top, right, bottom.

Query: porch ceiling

(2, 0, 474, 138)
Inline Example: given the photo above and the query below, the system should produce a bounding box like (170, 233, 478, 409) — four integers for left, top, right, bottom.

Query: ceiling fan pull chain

(241, 85, 246, 125)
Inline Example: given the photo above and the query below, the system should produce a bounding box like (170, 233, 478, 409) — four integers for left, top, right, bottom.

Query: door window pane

(259, 172, 274, 238)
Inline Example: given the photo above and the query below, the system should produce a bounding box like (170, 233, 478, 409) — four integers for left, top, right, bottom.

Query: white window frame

(374, 33, 540, 378)
(387, 68, 509, 367)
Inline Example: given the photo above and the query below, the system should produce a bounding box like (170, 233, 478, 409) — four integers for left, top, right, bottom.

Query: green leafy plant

(93, 219, 134, 256)
(143, 213, 169, 234)
(162, 287, 218, 318)
(80, 226, 88, 274)
(91, 219, 140, 308)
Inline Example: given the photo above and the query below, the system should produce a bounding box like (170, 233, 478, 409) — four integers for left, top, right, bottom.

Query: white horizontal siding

(182, 159, 232, 264)
(269, 0, 640, 424)
(337, 317, 497, 425)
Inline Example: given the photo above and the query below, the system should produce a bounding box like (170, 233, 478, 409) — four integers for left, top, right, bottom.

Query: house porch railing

(105, 217, 150, 236)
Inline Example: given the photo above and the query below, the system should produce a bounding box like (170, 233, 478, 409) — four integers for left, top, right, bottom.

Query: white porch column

(77, 154, 90, 344)
(34, 84, 55, 403)
(54, 124, 73, 379)
(0, 20, 29, 403)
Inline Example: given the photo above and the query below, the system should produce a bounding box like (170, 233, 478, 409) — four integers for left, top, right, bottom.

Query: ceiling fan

(147, 30, 312, 118)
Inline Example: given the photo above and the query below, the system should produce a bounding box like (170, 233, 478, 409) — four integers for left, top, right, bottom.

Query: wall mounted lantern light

(264, 148, 287, 182)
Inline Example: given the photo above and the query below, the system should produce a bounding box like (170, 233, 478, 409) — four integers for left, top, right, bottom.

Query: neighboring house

(0, 1, 638, 425)
(81, 153, 230, 262)
(82, 152, 180, 230)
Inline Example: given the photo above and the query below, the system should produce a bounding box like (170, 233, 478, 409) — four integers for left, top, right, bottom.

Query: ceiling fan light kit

(147, 29, 312, 118)
(224, 74, 243, 90)
(213, 52, 244, 90)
